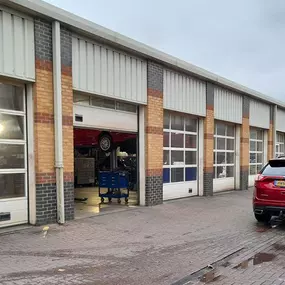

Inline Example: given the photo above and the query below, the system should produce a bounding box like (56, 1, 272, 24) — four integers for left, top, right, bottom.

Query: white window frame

(214, 122, 235, 179)
(249, 127, 264, 175)
(73, 93, 137, 114)
(163, 113, 198, 184)
(0, 84, 27, 201)
(276, 132, 285, 157)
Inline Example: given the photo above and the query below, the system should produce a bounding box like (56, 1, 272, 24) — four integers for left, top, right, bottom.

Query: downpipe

(53, 21, 65, 224)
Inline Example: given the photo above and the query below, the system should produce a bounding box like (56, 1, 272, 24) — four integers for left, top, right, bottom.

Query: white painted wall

(72, 35, 147, 104)
(73, 104, 138, 132)
(138, 106, 146, 206)
(163, 69, 206, 116)
(214, 87, 243, 124)
(0, 7, 35, 81)
(249, 100, 270, 129)
(276, 107, 285, 132)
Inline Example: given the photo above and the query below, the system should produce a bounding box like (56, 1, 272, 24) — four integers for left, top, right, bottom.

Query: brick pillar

(145, 62, 163, 206)
(61, 26, 74, 221)
(268, 106, 274, 160)
(34, 19, 57, 225)
(240, 96, 250, 190)
(203, 83, 214, 196)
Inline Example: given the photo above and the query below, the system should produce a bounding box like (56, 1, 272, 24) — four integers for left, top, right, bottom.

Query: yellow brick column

(145, 62, 163, 205)
(34, 18, 56, 225)
(203, 83, 214, 196)
(268, 106, 274, 160)
(240, 96, 250, 190)
(61, 27, 74, 220)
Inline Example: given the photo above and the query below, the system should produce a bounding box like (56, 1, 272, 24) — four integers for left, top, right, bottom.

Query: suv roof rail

(277, 155, 285, 159)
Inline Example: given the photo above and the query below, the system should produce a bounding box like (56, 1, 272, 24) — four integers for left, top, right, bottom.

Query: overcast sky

(45, 0, 285, 101)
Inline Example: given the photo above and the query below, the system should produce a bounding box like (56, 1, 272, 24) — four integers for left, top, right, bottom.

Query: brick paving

(1, 189, 285, 285)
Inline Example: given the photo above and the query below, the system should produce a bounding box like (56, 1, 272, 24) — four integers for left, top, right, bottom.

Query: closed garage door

(163, 112, 198, 200)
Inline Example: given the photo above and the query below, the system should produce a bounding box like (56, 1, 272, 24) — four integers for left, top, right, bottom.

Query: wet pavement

(1, 189, 285, 285)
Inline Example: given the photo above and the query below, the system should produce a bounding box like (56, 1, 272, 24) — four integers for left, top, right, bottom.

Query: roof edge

(3, 0, 285, 108)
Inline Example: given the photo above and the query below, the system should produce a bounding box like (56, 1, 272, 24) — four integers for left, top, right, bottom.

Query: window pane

(250, 141, 256, 151)
(164, 112, 170, 129)
(217, 152, 226, 164)
(185, 134, 197, 149)
(217, 165, 226, 178)
(185, 151, 196, 165)
(250, 153, 256, 163)
(217, 138, 226, 150)
(0, 114, 24, 140)
(116, 102, 136, 113)
(163, 150, 169, 165)
(227, 126, 235, 137)
(250, 129, 257, 140)
(257, 153, 263, 164)
(257, 130, 263, 140)
(0, 173, 25, 199)
(163, 132, 169, 147)
(171, 151, 184, 165)
(257, 141, 263, 152)
(171, 115, 184, 131)
(91, 97, 115, 109)
(250, 165, 257, 175)
(257, 164, 263, 173)
(0, 84, 24, 111)
(0, 145, 25, 169)
(227, 139, 235, 150)
(216, 123, 226, 136)
(171, 168, 184, 182)
(163, 168, 170, 183)
(185, 118, 197, 132)
(185, 167, 197, 181)
(171, 133, 184, 148)
(226, 166, 234, 177)
(74, 94, 89, 105)
(226, 152, 234, 164)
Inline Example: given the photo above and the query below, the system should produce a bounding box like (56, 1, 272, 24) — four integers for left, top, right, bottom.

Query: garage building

(0, 0, 285, 228)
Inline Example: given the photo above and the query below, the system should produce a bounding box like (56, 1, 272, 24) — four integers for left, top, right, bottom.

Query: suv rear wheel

(254, 213, 271, 224)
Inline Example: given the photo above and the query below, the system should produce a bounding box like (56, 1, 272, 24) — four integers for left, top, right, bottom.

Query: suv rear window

(261, 160, 285, 176)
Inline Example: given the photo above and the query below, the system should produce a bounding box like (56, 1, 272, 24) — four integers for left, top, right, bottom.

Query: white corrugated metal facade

(72, 35, 147, 104)
(214, 87, 243, 124)
(276, 108, 285, 132)
(163, 69, 206, 116)
(249, 100, 270, 129)
(0, 7, 35, 81)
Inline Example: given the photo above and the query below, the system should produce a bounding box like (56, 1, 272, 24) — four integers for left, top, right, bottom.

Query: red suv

(253, 156, 285, 223)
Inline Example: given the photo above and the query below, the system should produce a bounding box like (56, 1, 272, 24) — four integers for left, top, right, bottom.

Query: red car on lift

(253, 156, 285, 223)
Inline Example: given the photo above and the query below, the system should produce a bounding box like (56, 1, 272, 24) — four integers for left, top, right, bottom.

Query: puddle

(273, 243, 285, 251)
(253, 253, 276, 265)
(234, 252, 276, 269)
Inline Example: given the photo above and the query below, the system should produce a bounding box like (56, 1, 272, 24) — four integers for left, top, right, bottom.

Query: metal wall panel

(0, 8, 35, 81)
(214, 87, 243, 123)
(276, 108, 285, 132)
(249, 100, 270, 129)
(72, 36, 147, 104)
(163, 69, 206, 116)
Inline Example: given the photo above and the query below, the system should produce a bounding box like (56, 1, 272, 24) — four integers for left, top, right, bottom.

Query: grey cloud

(45, 0, 284, 101)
